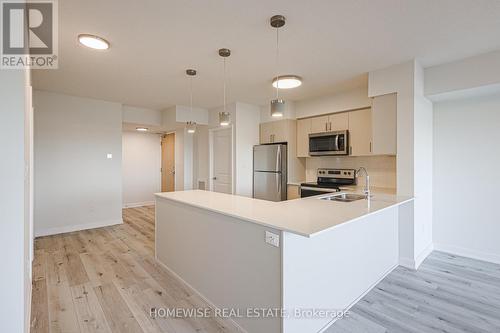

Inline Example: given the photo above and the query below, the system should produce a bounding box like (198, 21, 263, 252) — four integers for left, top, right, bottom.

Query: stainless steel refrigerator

(253, 143, 287, 201)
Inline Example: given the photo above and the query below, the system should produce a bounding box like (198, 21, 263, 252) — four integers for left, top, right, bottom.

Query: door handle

(329, 122, 332, 131)
(276, 145, 281, 172)
(325, 122, 327, 132)
(278, 175, 281, 194)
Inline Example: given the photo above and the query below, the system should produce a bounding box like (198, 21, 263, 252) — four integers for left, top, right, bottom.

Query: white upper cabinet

(260, 120, 287, 144)
(292, 97, 397, 158)
(310, 115, 330, 133)
(348, 108, 372, 156)
(296, 118, 311, 157)
(310, 113, 349, 133)
(371, 93, 397, 155)
(329, 113, 349, 131)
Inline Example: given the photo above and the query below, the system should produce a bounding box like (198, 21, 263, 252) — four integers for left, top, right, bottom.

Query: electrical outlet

(265, 231, 279, 247)
(106, 153, 113, 159)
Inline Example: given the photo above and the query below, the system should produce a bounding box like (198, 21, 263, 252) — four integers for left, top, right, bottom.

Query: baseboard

(154, 257, 247, 333)
(414, 243, 434, 269)
(318, 263, 398, 333)
(399, 243, 434, 270)
(25, 276, 32, 333)
(123, 201, 155, 208)
(35, 219, 123, 237)
(434, 243, 500, 265)
(399, 257, 416, 269)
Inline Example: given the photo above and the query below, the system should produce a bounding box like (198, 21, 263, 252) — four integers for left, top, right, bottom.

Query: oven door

(300, 186, 338, 198)
(309, 131, 348, 156)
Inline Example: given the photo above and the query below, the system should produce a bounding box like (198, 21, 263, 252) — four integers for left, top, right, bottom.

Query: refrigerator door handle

(276, 172, 281, 194)
(276, 145, 282, 172)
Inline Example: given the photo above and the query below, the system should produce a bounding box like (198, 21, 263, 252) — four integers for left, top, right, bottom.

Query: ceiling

(32, 0, 500, 110)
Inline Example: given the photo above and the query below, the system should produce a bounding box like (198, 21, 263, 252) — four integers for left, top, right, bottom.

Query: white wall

(183, 129, 194, 190)
(368, 60, 434, 268)
(34, 91, 123, 236)
(122, 105, 162, 127)
(162, 105, 209, 132)
(433, 92, 500, 264)
(174, 128, 196, 191)
(196, 102, 260, 196)
(294, 85, 371, 118)
(413, 62, 434, 263)
(234, 103, 260, 197)
(305, 156, 397, 189)
(194, 125, 209, 188)
(0, 69, 31, 333)
(122, 131, 161, 207)
(175, 105, 209, 125)
(425, 49, 500, 97)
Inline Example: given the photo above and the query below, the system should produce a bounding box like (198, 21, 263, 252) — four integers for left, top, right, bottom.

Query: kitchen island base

(156, 192, 403, 333)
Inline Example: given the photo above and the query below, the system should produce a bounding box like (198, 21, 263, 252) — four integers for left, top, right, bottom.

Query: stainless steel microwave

(309, 130, 348, 156)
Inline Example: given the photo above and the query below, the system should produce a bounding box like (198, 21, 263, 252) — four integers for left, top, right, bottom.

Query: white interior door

(211, 128, 232, 194)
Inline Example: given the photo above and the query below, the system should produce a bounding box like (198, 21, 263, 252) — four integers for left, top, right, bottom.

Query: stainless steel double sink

(320, 193, 367, 202)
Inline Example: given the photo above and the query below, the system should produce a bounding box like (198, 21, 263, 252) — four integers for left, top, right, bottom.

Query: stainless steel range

(300, 168, 356, 198)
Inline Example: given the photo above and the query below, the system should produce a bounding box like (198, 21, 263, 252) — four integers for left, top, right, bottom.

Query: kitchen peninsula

(155, 190, 412, 333)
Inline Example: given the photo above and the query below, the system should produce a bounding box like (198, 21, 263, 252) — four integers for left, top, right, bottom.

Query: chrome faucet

(356, 167, 371, 197)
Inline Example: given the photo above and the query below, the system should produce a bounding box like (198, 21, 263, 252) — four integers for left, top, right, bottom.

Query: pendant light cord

(275, 25, 280, 100)
(190, 75, 193, 116)
(223, 57, 227, 113)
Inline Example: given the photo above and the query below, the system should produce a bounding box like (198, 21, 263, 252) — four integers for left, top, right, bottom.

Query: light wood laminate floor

(31, 206, 500, 333)
(326, 251, 500, 333)
(30, 206, 235, 333)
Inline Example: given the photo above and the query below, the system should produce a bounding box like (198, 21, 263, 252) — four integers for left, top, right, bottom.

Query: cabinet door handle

(325, 123, 328, 132)
(349, 146, 353, 155)
(329, 122, 332, 131)
(370, 142, 372, 153)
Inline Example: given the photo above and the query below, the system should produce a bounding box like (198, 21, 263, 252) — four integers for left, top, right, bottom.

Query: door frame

(161, 131, 176, 192)
(209, 125, 235, 194)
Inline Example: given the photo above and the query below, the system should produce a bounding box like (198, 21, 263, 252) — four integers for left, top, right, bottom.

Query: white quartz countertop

(155, 190, 413, 237)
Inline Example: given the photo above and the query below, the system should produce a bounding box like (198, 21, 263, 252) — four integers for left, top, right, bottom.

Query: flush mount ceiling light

(219, 48, 231, 126)
(136, 127, 149, 132)
(270, 15, 286, 118)
(78, 34, 110, 50)
(272, 75, 302, 89)
(186, 69, 197, 134)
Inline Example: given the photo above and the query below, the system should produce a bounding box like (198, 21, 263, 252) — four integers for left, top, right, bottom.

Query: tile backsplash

(305, 155, 396, 189)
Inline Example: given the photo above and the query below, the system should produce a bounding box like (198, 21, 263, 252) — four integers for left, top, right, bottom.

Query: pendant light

(186, 69, 197, 134)
(219, 48, 231, 126)
(270, 15, 286, 118)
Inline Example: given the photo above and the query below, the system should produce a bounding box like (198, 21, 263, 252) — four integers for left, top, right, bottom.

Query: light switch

(265, 231, 279, 247)
(107, 153, 113, 159)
